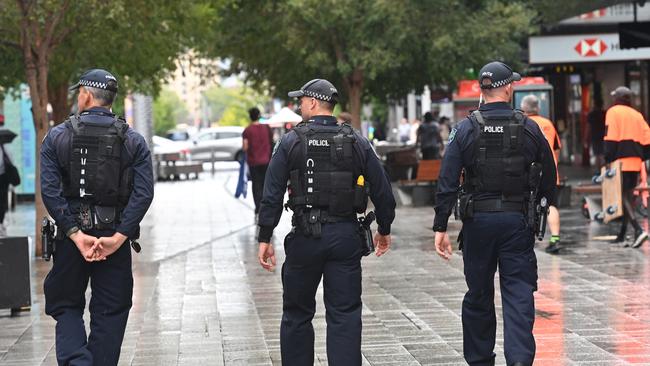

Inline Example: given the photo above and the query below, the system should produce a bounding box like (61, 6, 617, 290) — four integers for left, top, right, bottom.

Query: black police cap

(69, 69, 118, 93)
(288, 79, 338, 103)
(478, 62, 521, 90)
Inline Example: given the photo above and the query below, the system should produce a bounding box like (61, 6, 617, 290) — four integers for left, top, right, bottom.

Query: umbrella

(264, 107, 302, 128)
(0, 129, 17, 144)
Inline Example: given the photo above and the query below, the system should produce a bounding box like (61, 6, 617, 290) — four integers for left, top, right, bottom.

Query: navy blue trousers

(44, 230, 133, 366)
(461, 212, 537, 366)
(280, 221, 363, 366)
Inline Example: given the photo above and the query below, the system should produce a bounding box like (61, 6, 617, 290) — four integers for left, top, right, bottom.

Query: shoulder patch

(448, 128, 457, 143)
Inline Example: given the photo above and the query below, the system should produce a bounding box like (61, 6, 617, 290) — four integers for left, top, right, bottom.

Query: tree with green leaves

(0, 0, 216, 255)
(153, 89, 189, 136)
(203, 85, 269, 126)
(210, 0, 538, 128)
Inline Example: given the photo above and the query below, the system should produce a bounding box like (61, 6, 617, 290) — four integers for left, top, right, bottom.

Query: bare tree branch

(43, 0, 71, 52)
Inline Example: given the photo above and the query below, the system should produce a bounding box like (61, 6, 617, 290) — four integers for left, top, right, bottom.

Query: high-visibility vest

(604, 104, 650, 172)
(530, 114, 561, 184)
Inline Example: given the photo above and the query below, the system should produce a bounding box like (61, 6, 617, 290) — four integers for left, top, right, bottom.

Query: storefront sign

(529, 33, 650, 64)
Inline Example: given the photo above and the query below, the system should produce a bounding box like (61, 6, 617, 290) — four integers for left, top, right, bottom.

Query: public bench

(397, 159, 442, 206)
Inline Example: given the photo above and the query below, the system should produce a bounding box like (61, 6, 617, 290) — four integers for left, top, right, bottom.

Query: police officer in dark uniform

(433, 62, 557, 366)
(41, 69, 154, 366)
(257, 79, 396, 366)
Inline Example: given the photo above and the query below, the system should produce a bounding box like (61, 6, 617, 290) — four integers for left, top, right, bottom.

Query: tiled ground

(1, 164, 650, 365)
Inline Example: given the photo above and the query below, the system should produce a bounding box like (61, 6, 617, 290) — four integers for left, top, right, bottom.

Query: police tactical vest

(62, 115, 131, 207)
(288, 122, 365, 218)
(465, 110, 529, 202)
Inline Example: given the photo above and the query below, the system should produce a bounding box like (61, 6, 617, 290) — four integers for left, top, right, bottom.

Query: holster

(457, 228, 464, 251)
(458, 194, 474, 220)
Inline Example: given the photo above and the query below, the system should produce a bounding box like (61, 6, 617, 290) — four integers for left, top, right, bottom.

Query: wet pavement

(1, 163, 650, 365)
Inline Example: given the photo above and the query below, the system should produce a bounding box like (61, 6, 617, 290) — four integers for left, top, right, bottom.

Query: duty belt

(473, 199, 524, 213)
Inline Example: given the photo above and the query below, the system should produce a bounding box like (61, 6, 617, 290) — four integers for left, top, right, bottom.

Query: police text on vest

(308, 139, 330, 146)
(483, 126, 504, 133)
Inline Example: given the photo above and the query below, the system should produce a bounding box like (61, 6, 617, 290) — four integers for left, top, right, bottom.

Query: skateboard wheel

(595, 212, 605, 222)
(606, 205, 618, 215)
(592, 175, 603, 184)
(606, 169, 616, 178)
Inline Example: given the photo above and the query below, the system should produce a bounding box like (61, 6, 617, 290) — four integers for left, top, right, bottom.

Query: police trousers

(281, 221, 363, 366)
(461, 212, 537, 366)
(44, 230, 133, 366)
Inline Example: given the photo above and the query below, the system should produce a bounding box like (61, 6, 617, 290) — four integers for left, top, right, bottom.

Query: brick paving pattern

(1, 165, 650, 365)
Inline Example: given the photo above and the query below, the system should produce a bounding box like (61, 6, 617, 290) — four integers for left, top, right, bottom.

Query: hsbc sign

(530, 33, 650, 64)
(574, 38, 608, 57)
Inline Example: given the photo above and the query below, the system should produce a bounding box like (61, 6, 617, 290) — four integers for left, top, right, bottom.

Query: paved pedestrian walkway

(1, 165, 650, 365)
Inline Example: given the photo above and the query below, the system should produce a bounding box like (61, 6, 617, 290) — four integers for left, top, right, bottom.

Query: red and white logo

(574, 38, 608, 57)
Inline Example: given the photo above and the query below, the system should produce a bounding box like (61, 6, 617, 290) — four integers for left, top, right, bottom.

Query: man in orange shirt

(521, 95, 562, 254)
(604, 86, 650, 248)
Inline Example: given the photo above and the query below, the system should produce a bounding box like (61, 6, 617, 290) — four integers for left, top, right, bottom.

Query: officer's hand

(92, 233, 128, 259)
(434, 231, 453, 261)
(373, 233, 391, 257)
(258, 242, 276, 272)
(69, 231, 100, 262)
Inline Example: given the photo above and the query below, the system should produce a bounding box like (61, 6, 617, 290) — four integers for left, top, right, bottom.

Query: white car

(189, 126, 244, 162)
(152, 135, 192, 161)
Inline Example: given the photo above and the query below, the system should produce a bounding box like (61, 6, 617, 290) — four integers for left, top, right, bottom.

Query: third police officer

(41, 69, 154, 365)
(257, 79, 396, 366)
(433, 62, 556, 366)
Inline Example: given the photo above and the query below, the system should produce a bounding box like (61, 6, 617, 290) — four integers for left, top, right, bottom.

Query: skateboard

(592, 162, 623, 224)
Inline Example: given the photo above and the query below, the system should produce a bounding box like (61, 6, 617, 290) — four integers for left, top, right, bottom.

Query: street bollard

(211, 147, 216, 176)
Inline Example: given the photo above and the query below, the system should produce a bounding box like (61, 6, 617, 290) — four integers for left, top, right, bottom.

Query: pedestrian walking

(399, 117, 411, 144)
(586, 99, 606, 169)
(41, 69, 154, 366)
(417, 111, 442, 159)
(242, 107, 272, 216)
(521, 94, 563, 254)
(257, 78, 396, 366)
(0, 140, 20, 236)
(604, 86, 650, 247)
(433, 62, 557, 366)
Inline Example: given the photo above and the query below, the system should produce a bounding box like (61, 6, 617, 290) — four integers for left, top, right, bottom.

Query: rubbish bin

(0, 237, 31, 313)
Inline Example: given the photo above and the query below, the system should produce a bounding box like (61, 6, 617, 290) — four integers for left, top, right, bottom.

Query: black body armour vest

(288, 122, 366, 219)
(63, 115, 131, 207)
(464, 110, 529, 202)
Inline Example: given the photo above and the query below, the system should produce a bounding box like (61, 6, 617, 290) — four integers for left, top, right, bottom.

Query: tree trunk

(49, 81, 72, 124)
(343, 68, 364, 130)
(24, 66, 50, 258)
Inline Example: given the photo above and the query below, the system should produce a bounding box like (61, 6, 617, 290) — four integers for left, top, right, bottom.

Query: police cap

(288, 79, 338, 103)
(478, 61, 521, 90)
(69, 69, 118, 93)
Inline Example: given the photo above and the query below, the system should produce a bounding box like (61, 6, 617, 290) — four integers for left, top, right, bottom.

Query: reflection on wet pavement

(1, 166, 650, 365)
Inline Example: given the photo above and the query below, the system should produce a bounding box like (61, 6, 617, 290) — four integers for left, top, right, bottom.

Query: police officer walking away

(433, 62, 557, 366)
(257, 79, 396, 366)
(41, 69, 154, 365)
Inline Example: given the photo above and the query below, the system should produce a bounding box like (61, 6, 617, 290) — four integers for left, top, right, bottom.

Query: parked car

(165, 130, 191, 141)
(189, 126, 244, 162)
(152, 135, 192, 161)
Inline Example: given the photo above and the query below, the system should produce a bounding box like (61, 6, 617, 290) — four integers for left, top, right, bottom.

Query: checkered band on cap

(79, 79, 110, 90)
(303, 89, 333, 102)
(482, 75, 515, 89)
